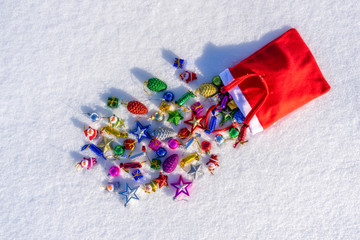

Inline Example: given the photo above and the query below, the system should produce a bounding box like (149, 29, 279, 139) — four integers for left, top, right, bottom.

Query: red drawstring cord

(203, 73, 269, 148)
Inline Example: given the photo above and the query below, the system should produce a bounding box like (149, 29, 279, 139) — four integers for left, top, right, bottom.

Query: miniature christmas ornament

(215, 134, 225, 145)
(154, 172, 168, 188)
(163, 91, 174, 102)
(180, 71, 197, 83)
(132, 169, 143, 181)
(102, 126, 128, 138)
(168, 138, 179, 149)
(124, 139, 136, 149)
(173, 58, 184, 69)
(144, 180, 158, 193)
(187, 163, 204, 180)
(178, 127, 191, 139)
(102, 182, 120, 192)
(184, 113, 205, 132)
(86, 112, 100, 122)
(180, 152, 200, 168)
(148, 138, 162, 151)
(159, 101, 171, 112)
(205, 114, 217, 134)
(171, 175, 192, 199)
(114, 145, 125, 156)
(129, 151, 145, 160)
(201, 141, 211, 154)
(109, 166, 120, 177)
(220, 109, 233, 125)
(175, 91, 195, 106)
(229, 127, 240, 138)
(191, 102, 204, 116)
(153, 112, 164, 121)
(145, 78, 167, 92)
(196, 83, 217, 97)
(107, 97, 119, 108)
(107, 114, 124, 128)
(120, 162, 143, 170)
(150, 158, 162, 170)
(152, 127, 176, 140)
(97, 137, 113, 154)
(75, 157, 97, 171)
(217, 95, 229, 111)
(227, 99, 237, 110)
(162, 154, 179, 173)
(206, 154, 219, 174)
(84, 126, 98, 141)
(184, 133, 201, 150)
(123, 100, 148, 115)
(81, 144, 106, 160)
(119, 183, 140, 207)
(129, 121, 151, 143)
(212, 75, 223, 86)
(156, 147, 167, 158)
(167, 110, 183, 126)
(233, 110, 245, 123)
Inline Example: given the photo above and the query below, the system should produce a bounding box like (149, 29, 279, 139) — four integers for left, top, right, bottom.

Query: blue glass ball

(89, 112, 100, 122)
(156, 147, 167, 158)
(163, 92, 174, 102)
(233, 110, 245, 123)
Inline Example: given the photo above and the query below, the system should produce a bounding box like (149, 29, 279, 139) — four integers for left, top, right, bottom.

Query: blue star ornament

(129, 121, 151, 142)
(119, 183, 139, 207)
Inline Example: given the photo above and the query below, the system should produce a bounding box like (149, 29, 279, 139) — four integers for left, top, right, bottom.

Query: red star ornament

(153, 172, 168, 189)
(184, 113, 205, 132)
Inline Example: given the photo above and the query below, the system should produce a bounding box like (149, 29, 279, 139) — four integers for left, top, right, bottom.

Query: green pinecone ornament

(145, 78, 167, 92)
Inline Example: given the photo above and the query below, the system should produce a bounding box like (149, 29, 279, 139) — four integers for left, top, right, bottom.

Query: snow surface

(1, 0, 359, 239)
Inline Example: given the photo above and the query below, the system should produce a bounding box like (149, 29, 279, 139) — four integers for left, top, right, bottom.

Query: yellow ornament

(196, 83, 217, 97)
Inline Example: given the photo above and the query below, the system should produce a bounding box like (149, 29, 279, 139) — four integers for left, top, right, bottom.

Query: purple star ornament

(171, 175, 192, 199)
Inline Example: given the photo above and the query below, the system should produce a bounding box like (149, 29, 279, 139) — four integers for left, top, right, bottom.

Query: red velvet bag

(217, 28, 331, 147)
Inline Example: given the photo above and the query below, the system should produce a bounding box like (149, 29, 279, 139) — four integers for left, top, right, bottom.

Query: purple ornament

(148, 138, 162, 151)
(109, 166, 120, 177)
(168, 138, 179, 149)
(162, 154, 179, 173)
(171, 175, 192, 199)
(191, 102, 204, 116)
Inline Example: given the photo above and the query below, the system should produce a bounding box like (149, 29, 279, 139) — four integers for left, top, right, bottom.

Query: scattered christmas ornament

(180, 71, 197, 83)
(75, 157, 97, 171)
(227, 99, 237, 110)
(220, 109, 233, 125)
(173, 58, 184, 69)
(123, 100, 148, 115)
(107, 97, 119, 108)
(106, 114, 124, 128)
(178, 127, 191, 139)
(119, 184, 139, 207)
(200, 141, 211, 154)
(145, 78, 167, 92)
(184, 113, 205, 132)
(153, 172, 168, 189)
(81, 144, 106, 160)
(102, 182, 120, 192)
(159, 101, 171, 112)
(191, 102, 204, 116)
(114, 145, 125, 157)
(132, 169, 143, 181)
(129, 151, 145, 160)
(168, 138, 179, 149)
(102, 126, 128, 138)
(229, 127, 240, 138)
(84, 126, 98, 141)
(129, 121, 151, 143)
(163, 91, 174, 102)
(148, 138, 162, 151)
(187, 163, 204, 180)
(233, 110, 245, 123)
(215, 134, 225, 145)
(196, 83, 217, 97)
(149, 158, 162, 170)
(162, 154, 179, 173)
(109, 166, 120, 177)
(180, 152, 199, 169)
(144, 180, 158, 193)
(152, 127, 176, 140)
(184, 133, 201, 150)
(120, 162, 143, 171)
(86, 112, 100, 122)
(167, 110, 183, 126)
(156, 147, 167, 158)
(212, 75, 222, 86)
(206, 154, 219, 174)
(97, 137, 114, 154)
(175, 91, 195, 106)
(171, 175, 192, 199)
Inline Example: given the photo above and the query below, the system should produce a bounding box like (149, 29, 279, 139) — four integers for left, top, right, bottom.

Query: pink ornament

(109, 166, 120, 177)
(168, 138, 179, 149)
(148, 138, 162, 151)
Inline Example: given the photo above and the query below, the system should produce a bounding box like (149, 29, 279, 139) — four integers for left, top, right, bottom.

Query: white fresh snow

(1, 1, 359, 239)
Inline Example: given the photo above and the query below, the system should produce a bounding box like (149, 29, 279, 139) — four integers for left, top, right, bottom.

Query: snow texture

(1, 0, 359, 239)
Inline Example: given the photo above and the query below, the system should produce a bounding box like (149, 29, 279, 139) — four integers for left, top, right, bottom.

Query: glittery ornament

(152, 127, 176, 140)
(124, 139, 135, 149)
(215, 134, 225, 144)
(103, 182, 120, 192)
(180, 71, 197, 83)
(163, 92, 174, 102)
(171, 175, 192, 199)
(173, 58, 184, 69)
(125, 100, 148, 115)
(102, 126, 128, 138)
(178, 127, 191, 139)
(201, 141, 211, 153)
(75, 157, 97, 171)
(191, 102, 204, 116)
(184, 113, 205, 132)
(120, 162, 143, 169)
(180, 152, 200, 168)
(233, 110, 245, 123)
(87, 112, 100, 122)
(175, 91, 195, 106)
(150, 158, 162, 170)
(107, 97, 119, 108)
(154, 112, 164, 121)
(119, 184, 139, 207)
(108, 114, 124, 128)
(187, 163, 204, 180)
(212, 76, 223, 86)
(159, 101, 171, 112)
(154, 172, 168, 188)
(148, 138, 162, 151)
(145, 78, 167, 92)
(156, 147, 167, 158)
(132, 169, 143, 181)
(229, 127, 239, 138)
(97, 137, 113, 154)
(114, 145, 125, 156)
(109, 166, 120, 177)
(206, 154, 219, 174)
(168, 138, 179, 149)
(227, 99, 237, 110)
(129, 121, 151, 143)
(196, 83, 217, 97)
(81, 144, 106, 160)
(84, 126, 98, 141)
(167, 110, 183, 126)
(162, 154, 179, 173)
